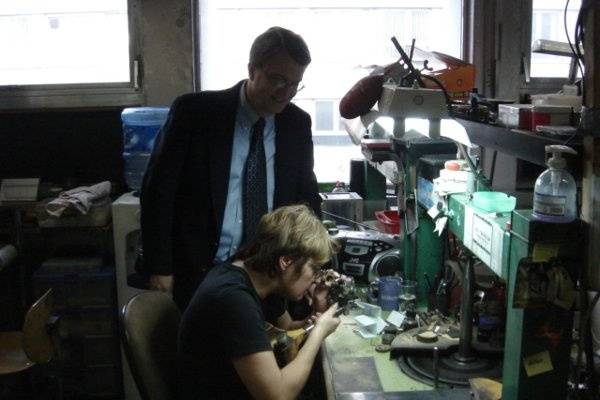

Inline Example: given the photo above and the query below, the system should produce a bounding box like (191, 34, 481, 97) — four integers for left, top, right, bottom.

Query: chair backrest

(22, 289, 54, 364)
(120, 291, 181, 400)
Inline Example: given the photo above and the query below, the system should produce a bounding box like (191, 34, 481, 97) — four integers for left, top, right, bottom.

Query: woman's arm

(275, 310, 312, 330)
(233, 304, 340, 400)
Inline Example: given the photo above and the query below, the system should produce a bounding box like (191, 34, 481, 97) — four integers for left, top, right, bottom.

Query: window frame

(521, 1, 573, 92)
(0, 0, 144, 110)
(469, 0, 581, 101)
(498, 0, 569, 94)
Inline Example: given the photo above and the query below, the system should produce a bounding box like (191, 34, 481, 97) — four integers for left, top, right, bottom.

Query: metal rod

(457, 255, 475, 361)
(457, 143, 488, 192)
(433, 346, 440, 389)
(390, 37, 425, 87)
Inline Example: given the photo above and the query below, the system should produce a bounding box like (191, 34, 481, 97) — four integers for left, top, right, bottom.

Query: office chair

(120, 291, 181, 400)
(0, 289, 61, 398)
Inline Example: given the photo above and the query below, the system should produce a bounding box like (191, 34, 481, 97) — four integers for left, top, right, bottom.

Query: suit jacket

(140, 80, 321, 308)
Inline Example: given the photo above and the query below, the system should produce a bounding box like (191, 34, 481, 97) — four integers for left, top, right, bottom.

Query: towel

(46, 181, 111, 217)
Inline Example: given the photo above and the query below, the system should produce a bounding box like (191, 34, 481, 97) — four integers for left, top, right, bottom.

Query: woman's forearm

(278, 327, 326, 399)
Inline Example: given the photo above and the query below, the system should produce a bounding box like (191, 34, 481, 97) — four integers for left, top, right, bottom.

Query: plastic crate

(33, 257, 115, 308)
(83, 335, 121, 366)
(84, 365, 122, 397)
(60, 306, 117, 338)
(375, 210, 400, 234)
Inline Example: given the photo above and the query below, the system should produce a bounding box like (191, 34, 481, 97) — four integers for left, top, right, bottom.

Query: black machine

(332, 230, 402, 283)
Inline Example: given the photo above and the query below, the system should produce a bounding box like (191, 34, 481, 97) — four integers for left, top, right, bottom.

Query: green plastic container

(471, 191, 516, 213)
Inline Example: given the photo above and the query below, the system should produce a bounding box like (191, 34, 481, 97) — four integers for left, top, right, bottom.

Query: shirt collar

(239, 81, 274, 129)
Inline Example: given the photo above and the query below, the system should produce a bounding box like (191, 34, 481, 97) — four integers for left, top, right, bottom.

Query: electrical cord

(572, 0, 594, 100)
(574, 0, 591, 63)
(390, 36, 461, 110)
(321, 210, 381, 233)
(419, 74, 453, 107)
(575, 289, 600, 398)
(586, 292, 600, 367)
(565, 0, 585, 91)
(562, 132, 579, 146)
(489, 150, 498, 186)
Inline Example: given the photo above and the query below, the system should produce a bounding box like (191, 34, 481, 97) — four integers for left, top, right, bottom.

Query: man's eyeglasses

(264, 71, 305, 93)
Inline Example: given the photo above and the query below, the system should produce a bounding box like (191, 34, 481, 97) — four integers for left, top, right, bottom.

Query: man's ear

(248, 63, 256, 80)
(278, 256, 293, 272)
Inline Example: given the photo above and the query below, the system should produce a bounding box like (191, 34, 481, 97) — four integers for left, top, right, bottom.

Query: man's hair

(244, 205, 338, 277)
(249, 26, 311, 68)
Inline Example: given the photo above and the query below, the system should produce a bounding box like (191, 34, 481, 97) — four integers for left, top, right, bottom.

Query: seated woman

(177, 204, 341, 399)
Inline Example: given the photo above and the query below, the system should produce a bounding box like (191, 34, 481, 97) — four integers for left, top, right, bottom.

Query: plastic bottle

(121, 107, 169, 192)
(532, 145, 578, 223)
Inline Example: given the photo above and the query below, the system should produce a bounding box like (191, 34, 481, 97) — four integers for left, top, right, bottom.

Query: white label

(534, 192, 566, 216)
(490, 226, 505, 276)
(471, 213, 492, 266)
(463, 206, 473, 248)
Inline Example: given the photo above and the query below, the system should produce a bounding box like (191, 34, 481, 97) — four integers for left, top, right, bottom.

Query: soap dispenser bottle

(532, 145, 578, 223)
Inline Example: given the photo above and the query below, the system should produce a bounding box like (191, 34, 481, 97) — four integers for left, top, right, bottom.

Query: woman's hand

(305, 312, 321, 327)
(313, 303, 341, 339)
(311, 282, 330, 313)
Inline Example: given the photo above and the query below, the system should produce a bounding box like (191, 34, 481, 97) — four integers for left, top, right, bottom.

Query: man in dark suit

(140, 26, 321, 310)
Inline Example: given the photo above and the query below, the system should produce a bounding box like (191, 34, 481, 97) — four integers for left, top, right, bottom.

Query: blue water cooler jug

(121, 107, 169, 192)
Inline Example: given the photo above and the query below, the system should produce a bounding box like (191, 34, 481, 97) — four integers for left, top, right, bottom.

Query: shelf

(455, 118, 582, 172)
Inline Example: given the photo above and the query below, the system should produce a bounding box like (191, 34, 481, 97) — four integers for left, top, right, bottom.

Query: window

(531, 0, 581, 78)
(0, 0, 141, 108)
(0, 1, 129, 86)
(315, 100, 334, 132)
(199, 0, 463, 183)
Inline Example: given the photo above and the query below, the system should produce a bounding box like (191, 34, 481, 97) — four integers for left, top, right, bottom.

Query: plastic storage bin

(60, 306, 117, 337)
(33, 257, 121, 398)
(32, 257, 115, 308)
(375, 210, 400, 234)
(121, 107, 169, 192)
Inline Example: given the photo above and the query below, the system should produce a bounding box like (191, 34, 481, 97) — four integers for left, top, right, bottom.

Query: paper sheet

(353, 315, 387, 338)
(386, 310, 406, 327)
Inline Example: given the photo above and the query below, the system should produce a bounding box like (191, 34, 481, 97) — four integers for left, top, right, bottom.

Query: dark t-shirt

(177, 262, 285, 400)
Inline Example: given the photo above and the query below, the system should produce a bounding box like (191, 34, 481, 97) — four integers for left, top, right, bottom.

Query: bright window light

(0, 0, 130, 86)
(531, 0, 581, 78)
(199, 0, 463, 183)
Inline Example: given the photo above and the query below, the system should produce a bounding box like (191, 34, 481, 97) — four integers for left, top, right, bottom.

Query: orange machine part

(421, 50, 476, 102)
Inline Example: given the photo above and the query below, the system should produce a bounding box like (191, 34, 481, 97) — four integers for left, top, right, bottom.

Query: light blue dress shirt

(214, 83, 275, 263)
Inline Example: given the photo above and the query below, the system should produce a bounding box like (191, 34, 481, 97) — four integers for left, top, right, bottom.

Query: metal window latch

(521, 54, 530, 84)
(133, 59, 141, 90)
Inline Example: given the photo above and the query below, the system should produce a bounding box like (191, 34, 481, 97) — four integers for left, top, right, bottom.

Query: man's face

(279, 259, 318, 301)
(246, 50, 306, 116)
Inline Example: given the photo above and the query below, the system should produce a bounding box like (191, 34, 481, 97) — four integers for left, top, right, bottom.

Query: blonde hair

(244, 205, 338, 276)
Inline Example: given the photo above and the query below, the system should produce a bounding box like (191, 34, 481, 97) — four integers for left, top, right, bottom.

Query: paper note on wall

(523, 351, 553, 377)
